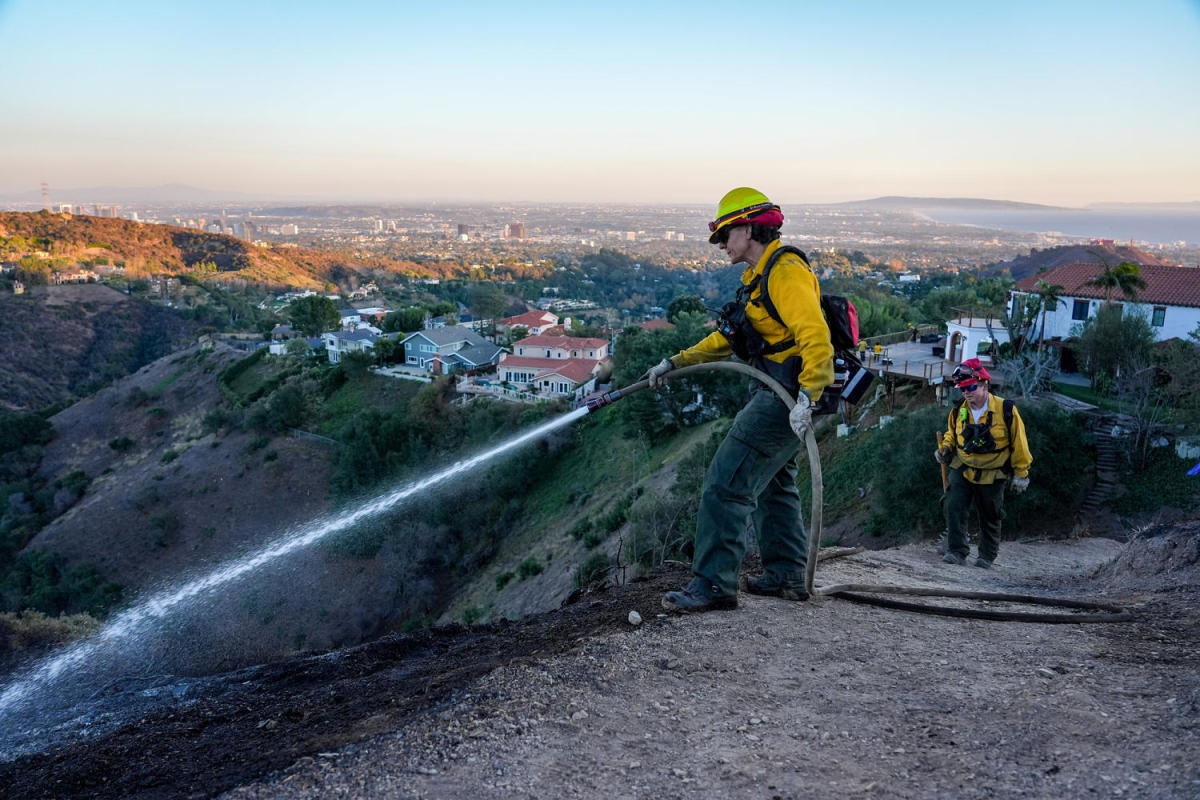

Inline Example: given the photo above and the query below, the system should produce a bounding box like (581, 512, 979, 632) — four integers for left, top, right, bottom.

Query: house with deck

(496, 333, 611, 400)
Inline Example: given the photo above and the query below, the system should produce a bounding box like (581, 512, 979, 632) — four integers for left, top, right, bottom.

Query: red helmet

(952, 358, 991, 389)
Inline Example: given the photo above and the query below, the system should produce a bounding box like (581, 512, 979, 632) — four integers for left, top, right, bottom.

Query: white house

(496, 334, 612, 400)
(495, 310, 560, 336)
(1011, 263, 1200, 343)
(944, 313, 1010, 365)
(511, 333, 609, 361)
(322, 329, 378, 363)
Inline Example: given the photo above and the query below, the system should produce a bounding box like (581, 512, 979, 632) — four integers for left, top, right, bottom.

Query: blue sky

(1, 0, 1198, 205)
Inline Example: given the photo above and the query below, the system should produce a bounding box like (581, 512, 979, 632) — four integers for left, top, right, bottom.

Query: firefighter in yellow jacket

(935, 359, 1032, 568)
(645, 187, 834, 612)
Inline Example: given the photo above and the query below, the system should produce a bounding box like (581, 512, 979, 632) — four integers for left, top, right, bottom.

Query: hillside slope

(0, 211, 379, 290)
(988, 241, 1174, 281)
(1, 527, 1196, 799)
(0, 284, 201, 412)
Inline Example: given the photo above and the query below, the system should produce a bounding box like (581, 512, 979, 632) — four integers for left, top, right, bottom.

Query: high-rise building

(505, 222, 526, 239)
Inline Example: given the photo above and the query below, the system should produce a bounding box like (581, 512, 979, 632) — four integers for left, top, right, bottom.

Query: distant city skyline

(1, 1, 1198, 207)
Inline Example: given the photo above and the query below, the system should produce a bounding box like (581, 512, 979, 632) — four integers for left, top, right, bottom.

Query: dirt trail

(3, 530, 1198, 800)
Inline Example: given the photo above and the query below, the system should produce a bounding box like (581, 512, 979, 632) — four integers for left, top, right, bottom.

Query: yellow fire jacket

(668, 240, 834, 402)
(940, 392, 1033, 485)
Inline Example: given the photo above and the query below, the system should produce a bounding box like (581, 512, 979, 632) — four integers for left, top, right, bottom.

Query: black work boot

(743, 573, 809, 601)
(662, 578, 738, 613)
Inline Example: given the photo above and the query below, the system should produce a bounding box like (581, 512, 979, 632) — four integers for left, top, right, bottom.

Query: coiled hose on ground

(594, 362, 1130, 624)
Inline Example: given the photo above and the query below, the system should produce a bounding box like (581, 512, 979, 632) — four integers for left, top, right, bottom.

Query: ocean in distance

(920, 208, 1200, 246)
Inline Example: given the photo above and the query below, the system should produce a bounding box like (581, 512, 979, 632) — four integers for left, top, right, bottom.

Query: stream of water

(0, 406, 589, 753)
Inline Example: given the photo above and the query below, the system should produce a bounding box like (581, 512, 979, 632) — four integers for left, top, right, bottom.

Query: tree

(1032, 280, 1065, 351)
(1076, 304, 1155, 390)
(666, 294, 707, 323)
(1085, 261, 1148, 305)
(373, 337, 399, 365)
(288, 295, 341, 336)
(383, 306, 427, 333)
(284, 337, 310, 357)
(468, 283, 507, 336)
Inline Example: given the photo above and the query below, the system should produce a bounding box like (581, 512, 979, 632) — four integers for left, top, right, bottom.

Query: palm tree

(1033, 279, 1065, 351)
(1086, 261, 1148, 305)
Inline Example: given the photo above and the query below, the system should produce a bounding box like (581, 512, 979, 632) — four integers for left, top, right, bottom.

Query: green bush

(202, 407, 234, 434)
(108, 436, 134, 452)
(568, 516, 593, 541)
(495, 571, 516, 590)
(573, 552, 611, 588)
(1110, 449, 1199, 514)
(0, 550, 122, 616)
(160, 449, 180, 464)
(461, 606, 485, 625)
(517, 556, 544, 580)
(0, 412, 53, 453)
(582, 529, 606, 549)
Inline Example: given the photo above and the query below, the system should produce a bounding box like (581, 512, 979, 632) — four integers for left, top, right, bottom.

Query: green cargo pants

(945, 466, 1006, 562)
(692, 384, 807, 597)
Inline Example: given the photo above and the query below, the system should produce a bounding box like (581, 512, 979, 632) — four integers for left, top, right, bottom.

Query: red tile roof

(1014, 263, 1200, 308)
(518, 333, 610, 349)
(500, 311, 558, 328)
(499, 355, 605, 383)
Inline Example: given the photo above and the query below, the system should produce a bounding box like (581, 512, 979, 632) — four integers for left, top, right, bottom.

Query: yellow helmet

(708, 187, 780, 244)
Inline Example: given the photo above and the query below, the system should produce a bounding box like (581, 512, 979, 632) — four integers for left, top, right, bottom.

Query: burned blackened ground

(0, 566, 689, 800)
(3, 532, 1199, 800)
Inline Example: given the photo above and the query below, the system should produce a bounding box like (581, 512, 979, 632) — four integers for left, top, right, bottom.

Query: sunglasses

(960, 382, 982, 393)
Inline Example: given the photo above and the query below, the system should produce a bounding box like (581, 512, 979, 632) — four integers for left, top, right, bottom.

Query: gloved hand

(643, 358, 674, 389)
(934, 447, 954, 464)
(788, 392, 812, 437)
(1009, 476, 1030, 494)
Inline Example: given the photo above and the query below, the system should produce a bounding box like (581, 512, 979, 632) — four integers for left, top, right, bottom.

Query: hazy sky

(2, 0, 1198, 206)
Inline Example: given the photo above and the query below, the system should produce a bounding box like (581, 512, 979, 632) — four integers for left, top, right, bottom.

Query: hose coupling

(586, 390, 624, 413)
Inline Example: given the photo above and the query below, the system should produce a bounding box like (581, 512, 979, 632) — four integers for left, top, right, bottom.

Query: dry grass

(0, 610, 101, 652)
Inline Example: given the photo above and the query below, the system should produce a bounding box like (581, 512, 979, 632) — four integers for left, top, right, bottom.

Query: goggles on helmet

(708, 201, 778, 233)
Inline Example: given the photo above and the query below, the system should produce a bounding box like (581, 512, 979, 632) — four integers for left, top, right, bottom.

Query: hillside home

(944, 312, 1010, 365)
(511, 333, 609, 361)
(52, 269, 99, 284)
(339, 309, 362, 330)
(401, 327, 503, 375)
(495, 310, 560, 336)
(354, 307, 391, 326)
(322, 329, 379, 363)
(1010, 264, 1200, 343)
(497, 333, 612, 400)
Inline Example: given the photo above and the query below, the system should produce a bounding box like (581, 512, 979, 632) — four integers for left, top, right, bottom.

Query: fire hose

(587, 362, 1131, 624)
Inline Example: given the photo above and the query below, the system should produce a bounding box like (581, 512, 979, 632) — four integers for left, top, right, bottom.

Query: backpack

(759, 246, 873, 411)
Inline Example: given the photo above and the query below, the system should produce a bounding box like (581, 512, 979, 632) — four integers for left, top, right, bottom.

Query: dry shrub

(0, 610, 101, 652)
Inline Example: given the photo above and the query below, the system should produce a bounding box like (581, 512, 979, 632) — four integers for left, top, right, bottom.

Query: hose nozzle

(586, 389, 624, 413)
